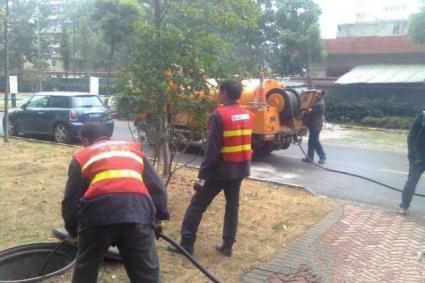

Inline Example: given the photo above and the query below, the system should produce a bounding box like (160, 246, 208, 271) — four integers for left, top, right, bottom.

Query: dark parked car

(4, 92, 114, 143)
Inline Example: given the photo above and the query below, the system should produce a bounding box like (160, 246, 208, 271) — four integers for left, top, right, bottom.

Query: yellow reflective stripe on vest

(90, 169, 143, 185)
(221, 144, 252, 154)
(223, 129, 252, 137)
(82, 151, 144, 172)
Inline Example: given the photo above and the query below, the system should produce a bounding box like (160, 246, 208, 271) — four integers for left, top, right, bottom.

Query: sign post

(9, 76, 18, 108)
(90, 76, 99, 95)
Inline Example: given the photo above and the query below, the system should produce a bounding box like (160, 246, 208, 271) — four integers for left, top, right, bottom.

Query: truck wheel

(253, 141, 274, 157)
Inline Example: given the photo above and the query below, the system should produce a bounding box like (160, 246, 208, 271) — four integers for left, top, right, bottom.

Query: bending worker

(168, 79, 253, 257)
(399, 111, 425, 215)
(62, 123, 169, 283)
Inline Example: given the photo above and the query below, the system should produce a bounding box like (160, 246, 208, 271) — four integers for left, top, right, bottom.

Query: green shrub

(324, 84, 425, 129)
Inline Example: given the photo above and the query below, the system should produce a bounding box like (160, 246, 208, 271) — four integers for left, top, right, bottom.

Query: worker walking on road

(302, 89, 326, 164)
(167, 79, 253, 257)
(399, 111, 425, 215)
(62, 123, 169, 283)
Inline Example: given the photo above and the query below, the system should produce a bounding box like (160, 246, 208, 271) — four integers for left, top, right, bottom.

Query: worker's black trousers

(400, 161, 425, 209)
(72, 223, 160, 283)
(307, 129, 326, 161)
(181, 178, 243, 245)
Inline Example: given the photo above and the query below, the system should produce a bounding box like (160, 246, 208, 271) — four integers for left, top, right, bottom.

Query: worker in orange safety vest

(167, 79, 253, 257)
(62, 123, 169, 283)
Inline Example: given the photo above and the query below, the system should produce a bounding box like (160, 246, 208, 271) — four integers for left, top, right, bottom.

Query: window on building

(393, 23, 400, 35)
(51, 60, 57, 66)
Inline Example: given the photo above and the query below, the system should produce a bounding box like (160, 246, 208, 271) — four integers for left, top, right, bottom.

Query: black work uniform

(62, 139, 169, 283)
(180, 103, 251, 245)
(400, 112, 425, 209)
(305, 98, 326, 161)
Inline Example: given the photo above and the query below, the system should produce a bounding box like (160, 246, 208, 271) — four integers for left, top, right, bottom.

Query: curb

(247, 176, 309, 192)
(167, 161, 309, 192)
(1, 135, 310, 194)
(1, 135, 79, 148)
(339, 124, 408, 133)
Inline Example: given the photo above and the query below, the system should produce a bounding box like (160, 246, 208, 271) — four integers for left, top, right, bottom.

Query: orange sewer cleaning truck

(170, 76, 318, 155)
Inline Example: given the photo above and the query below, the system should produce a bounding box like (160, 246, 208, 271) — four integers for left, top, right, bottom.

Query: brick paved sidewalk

(241, 203, 425, 283)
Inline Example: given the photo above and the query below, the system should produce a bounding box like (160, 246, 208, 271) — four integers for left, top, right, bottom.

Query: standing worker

(167, 79, 253, 257)
(399, 111, 425, 215)
(302, 89, 326, 164)
(62, 123, 169, 283)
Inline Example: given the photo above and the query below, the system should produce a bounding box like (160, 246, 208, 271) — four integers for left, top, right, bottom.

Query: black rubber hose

(158, 233, 222, 283)
(39, 240, 68, 276)
(290, 97, 425, 198)
(296, 141, 425, 197)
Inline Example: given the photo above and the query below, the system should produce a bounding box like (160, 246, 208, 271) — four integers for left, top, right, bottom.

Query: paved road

(1, 114, 424, 216)
(112, 120, 425, 217)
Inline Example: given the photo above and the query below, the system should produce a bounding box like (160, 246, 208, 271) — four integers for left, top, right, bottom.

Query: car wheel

(53, 123, 70, 143)
(2, 118, 19, 136)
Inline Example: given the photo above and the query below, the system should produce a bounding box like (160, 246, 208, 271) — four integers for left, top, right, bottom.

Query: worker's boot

(215, 242, 233, 257)
(167, 237, 194, 256)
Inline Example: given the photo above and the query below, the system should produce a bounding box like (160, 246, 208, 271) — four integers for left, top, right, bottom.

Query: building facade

(310, 20, 425, 86)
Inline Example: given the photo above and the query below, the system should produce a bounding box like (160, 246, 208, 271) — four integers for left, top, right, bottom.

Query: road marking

(380, 168, 408, 175)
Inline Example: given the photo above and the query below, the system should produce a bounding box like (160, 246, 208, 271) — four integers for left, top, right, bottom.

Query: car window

(27, 95, 49, 108)
(48, 96, 70, 108)
(71, 96, 103, 108)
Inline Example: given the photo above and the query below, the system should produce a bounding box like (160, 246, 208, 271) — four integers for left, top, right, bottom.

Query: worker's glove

(154, 220, 163, 240)
(66, 235, 78, 247)
(193, 178, 205, 192)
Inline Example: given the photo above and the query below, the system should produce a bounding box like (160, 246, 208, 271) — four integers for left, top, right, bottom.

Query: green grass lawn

(0, 139, 332, 282)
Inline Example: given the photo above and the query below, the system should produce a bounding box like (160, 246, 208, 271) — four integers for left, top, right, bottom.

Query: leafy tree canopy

(268, 0, 324, 75)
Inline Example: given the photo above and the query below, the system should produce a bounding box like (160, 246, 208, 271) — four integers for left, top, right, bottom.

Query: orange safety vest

(73, 140, 148, 199)
(216, 105, 253, 163)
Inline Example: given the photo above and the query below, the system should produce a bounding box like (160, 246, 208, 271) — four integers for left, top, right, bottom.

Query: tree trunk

(161, 112, 170, 176)
(64, 63, 69, 90)
(153, 0, 171, 176)
(105, 41, 115, 98)
(154, 0, 161, 28)
(3, 0, 9, 143)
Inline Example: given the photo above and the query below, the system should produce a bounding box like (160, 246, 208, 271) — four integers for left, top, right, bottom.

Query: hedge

(324, 84, 425, 128)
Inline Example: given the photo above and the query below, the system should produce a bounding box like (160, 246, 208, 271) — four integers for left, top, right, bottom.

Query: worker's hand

(193, 178, 205, 192)
(154, 220, 163, 240)
(66, 235, 78, 246)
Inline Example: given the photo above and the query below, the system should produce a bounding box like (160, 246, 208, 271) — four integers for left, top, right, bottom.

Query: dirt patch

(0, 139, 332, 282)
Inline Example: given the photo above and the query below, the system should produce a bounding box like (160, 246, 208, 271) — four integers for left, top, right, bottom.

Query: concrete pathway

(241, 202, 425, 283)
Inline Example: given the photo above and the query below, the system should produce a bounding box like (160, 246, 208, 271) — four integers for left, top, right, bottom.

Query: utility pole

(72, 20, 76, 78)
(3, 0, 9, 142)
(36, 9, 42, 92)
(306, 37, 312, 88)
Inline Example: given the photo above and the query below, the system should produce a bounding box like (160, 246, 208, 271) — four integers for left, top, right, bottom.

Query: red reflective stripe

(84, 178, 148, 199)
(222, 151, 252, 162)
(223, 135, 252, 147)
